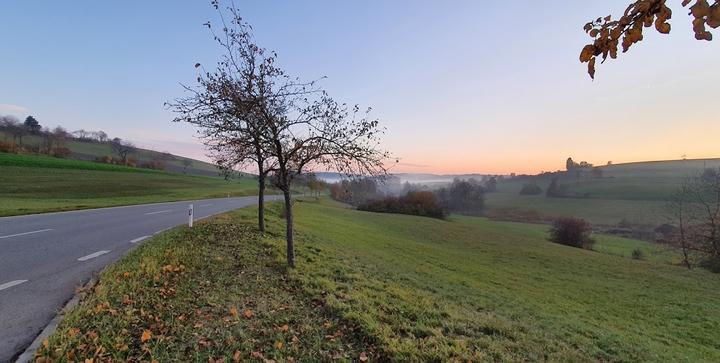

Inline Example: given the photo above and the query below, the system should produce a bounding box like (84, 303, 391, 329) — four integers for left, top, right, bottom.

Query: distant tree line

(0, 114, 170, 171)
(331, 177, 487, 219)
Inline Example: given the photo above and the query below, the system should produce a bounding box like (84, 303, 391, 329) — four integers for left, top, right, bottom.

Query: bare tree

(110, 137, 135, 166)
(0, 115, 25, 146)
(182, 159, 193, 173)
(168, 2, 290, 234)
(96, 130, 108, 142)
(262, 93, 390, 267)
(666, 169, 720, 270)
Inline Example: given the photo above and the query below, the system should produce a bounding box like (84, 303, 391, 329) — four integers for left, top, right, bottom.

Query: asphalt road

(0, 196, 279, 362)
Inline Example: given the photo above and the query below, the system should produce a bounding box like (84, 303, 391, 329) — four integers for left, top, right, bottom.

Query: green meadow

(39, 199, 720, 361)
(0, 153, 257, 216)
(487, 158, 720, 226)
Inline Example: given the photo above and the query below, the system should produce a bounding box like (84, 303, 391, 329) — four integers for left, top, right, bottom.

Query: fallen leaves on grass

(140, 330, 152, 343)
(243, 309, 254, 319)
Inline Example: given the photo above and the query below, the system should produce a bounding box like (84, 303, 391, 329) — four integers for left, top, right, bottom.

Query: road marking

(144, 209, 172, 215)
(78, 250, 111, 261)
(0, 228, 53, 239)
(199, 204, 213, 207)
(0, 280, 28, 291)
(130, 235, 150, 244)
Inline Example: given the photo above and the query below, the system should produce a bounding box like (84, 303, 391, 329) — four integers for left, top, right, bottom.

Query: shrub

(0, 140, 18, 153)
(52, 146, 72, 158)
(434, 178, 485, 216)
(140, 160, 166, 170)
(549, 217, 595, 249)
(95, 155, 113, 164)
(519, 182, 542, 195)
(631, 248, 645, 260)
(358, 191, 446, 219)
(546, 177, 568, 197)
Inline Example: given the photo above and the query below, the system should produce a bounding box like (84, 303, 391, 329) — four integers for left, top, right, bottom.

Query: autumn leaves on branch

(580, 0, 719, 78)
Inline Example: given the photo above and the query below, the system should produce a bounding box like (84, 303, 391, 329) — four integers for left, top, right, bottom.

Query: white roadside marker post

(188, 204, 194, 228)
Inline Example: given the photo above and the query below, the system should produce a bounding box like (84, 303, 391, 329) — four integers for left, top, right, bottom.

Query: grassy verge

(38, 199, 720, 361)
(0, 153, 259, 216)
(35, 212, 375, 361)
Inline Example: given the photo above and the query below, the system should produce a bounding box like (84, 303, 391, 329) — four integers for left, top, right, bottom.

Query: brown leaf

(243, 309, 254, 319)
(359, 352, 368, 362)
(141, 329, 152, 343)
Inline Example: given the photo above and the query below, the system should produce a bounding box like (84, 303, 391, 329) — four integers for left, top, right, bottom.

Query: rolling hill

(0, 153, 258, 216)
(0, 131, 226, 177)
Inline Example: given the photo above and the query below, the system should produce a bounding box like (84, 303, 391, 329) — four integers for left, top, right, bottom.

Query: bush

(94, 155, 113, 164)
(52, 146, 72, 158)
(631, 248, 645, 260)
(0, 140, 18, 153)
(358, 191, 446, 219)
(546, 177, 568, 197)
(519, 182, 542, 195)
(140, 160, 166, 170)
(549, 217, 595, 249)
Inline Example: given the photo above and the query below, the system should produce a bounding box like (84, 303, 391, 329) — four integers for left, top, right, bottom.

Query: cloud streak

(0, 104, 29, 117)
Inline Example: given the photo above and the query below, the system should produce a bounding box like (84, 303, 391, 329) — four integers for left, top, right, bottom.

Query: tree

(666, 169, 720, 271)
(566, 157, 578, 171)
(0, 115, 25, 146)
(40, 126, 70, 156)
(110, 137, 135, 165)
(435, 178, 485, 215)
(96, 130, 108, 142)
(182, 159, 193, 173)
(546, 176, 566, 197)
(265, 96, 389, 267)
(580, 0, 719, 78)
(24, 116, 41, 134)
(168, 2, 280, 234)
(72, 129, 93, 140)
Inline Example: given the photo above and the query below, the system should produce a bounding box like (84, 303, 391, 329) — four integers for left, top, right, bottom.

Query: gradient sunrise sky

(1, 1, 718, 175)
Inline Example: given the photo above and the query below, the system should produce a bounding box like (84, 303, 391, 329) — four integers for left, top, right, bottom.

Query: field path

(0, 195, 280, 362)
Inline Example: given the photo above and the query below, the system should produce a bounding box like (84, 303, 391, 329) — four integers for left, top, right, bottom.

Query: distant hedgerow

(358, 191, 446, 219)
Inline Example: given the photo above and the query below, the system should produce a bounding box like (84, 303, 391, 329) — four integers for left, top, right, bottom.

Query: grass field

(487, 158, 720, 226)
(0, 153, 258, 216)
(0, 131, 224, 176)
(39, 199, 720, 361)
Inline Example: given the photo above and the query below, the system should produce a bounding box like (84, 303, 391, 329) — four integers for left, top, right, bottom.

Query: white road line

(0, 228, 53, 239)
(78, 250, 111, 261)
(0, 280, 28, 291)
(130, 235, 150, 244)
(154, 227, 172, 235)
(199, 204, 213, 207)
(144, 209, 172, 215)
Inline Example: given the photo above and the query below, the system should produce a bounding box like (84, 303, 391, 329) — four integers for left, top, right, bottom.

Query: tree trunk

(257, 173, 266, 233)
(283, 190, 295, 268)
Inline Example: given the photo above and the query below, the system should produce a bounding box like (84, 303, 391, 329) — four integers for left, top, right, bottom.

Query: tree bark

(283, 189, 295, 268)
(257, 172, 266, 233)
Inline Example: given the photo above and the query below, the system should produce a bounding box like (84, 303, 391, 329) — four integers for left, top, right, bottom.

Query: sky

(1, 1, 718, 175)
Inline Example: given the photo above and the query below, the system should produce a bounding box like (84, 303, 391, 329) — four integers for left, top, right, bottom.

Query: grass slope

(0, 131, 226, 177)
(489, 158, 720, 226)
(285, 200, 719, 361)
(0, 153, 257, 216)
(40, 199, 720, 361)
